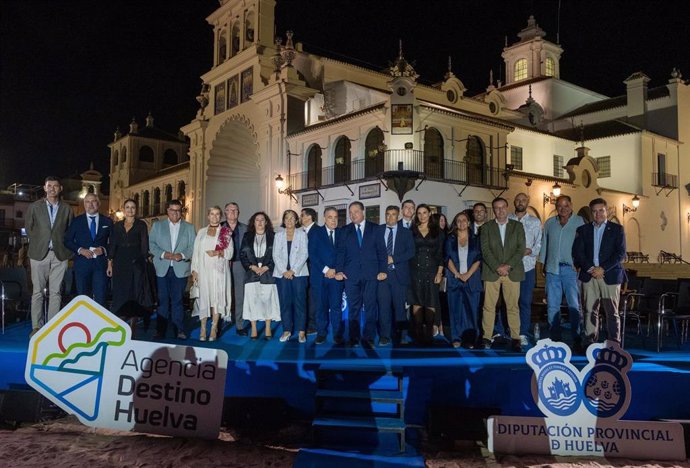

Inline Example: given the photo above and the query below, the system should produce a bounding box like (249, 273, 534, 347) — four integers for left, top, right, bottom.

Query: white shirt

(167, 220, 182, 266)
(497, 220, 508, 246)
(457, 241, 469, 274)
(401, 218, 412, 229)
(303, 222, 315, 235)
(508, 212, 543, 272)
(322, 227, 336, 274)
(46, 199, 60, 249)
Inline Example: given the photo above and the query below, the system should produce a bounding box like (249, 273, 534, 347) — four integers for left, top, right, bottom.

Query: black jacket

(239, 231, 276, 284)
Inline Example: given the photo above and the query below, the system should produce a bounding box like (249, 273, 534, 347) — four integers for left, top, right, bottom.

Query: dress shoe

(492, 333, 508, 345)
(333, 336, 344, 345)
(315, 335, 327, 345)
(177, 332, 188, 340)
(362, 339, 375, 349)
(520, 335, 529, 347)
(251, 334, 258, 341)
(379, 337, 391, 347)
(236, 327, 248, 336)
(510, 339, 523, 352)
(452, 340, 461, 349)
(279, 332, 292, 342)
(264, 334, 273, 341)
(306, 328, 317, 335)
(482, 338, 493, 350)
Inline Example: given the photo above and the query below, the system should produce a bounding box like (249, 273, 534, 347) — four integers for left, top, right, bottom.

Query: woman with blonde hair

(191, 206, 233, 341)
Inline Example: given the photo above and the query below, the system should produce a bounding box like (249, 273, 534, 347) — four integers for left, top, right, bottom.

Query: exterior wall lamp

(623, 195, 640, 215)
(275, 174, 297, 202)
(542, 182, 562, 206)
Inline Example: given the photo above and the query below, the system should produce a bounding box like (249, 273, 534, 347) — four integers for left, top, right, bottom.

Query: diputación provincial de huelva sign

(25, 295, 228, 439)
(487, 339, 686, 460)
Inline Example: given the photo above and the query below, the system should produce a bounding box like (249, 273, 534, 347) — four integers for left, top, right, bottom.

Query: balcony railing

(652, 172, 678, 188)
(289, 149, 508, 192)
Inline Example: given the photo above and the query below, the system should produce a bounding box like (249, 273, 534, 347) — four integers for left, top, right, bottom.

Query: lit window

(510, 146, 523, 170)
(596, 156, 611, 178)
(514, 59, 528, 81)
(545, 57, 555, 77)
(553, 155, 564, 178)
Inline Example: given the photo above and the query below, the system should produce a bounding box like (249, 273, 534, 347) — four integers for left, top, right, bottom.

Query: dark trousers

(74, 261, 108, 306)
(519, 268, 536, 336)
(448, 285, 481, 342)
(377, 277, 407, 340)
(344, 278, 378, 341)
(276, 276, 308, 334)
(314, 277, 344, 338)
(230, 260, 245, 330)
(306, 273, 316, 331)
(156, 267, 187, 334)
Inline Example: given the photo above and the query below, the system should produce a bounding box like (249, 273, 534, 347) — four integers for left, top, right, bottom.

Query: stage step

(293, 447, 425, 468)
(315, 388, 403, 403)
(313, 364, 408, 452)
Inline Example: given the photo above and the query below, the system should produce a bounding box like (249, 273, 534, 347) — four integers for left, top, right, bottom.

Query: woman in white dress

(240, 211, 280, 340)
(191, 206, 233, 341)
(273, 210, 309, 343)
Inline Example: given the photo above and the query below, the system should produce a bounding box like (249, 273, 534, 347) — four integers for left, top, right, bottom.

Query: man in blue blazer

(335, 201, 388, 347)
(378, 205, 414, 346)
(309, 207, 344, 344)
(572, 198, 626, 345)
(149, 199, 196, 339)
(64, 193, 112, 306)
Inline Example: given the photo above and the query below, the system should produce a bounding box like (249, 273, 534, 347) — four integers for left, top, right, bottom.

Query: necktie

(386, 227, 393, 256)
(356, 224, 363, 247)
(89, 216, 97, 240)
(329, 229, 334, 246)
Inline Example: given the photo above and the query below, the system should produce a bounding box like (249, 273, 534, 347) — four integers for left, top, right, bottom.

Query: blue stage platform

(3, 318, 690, 426)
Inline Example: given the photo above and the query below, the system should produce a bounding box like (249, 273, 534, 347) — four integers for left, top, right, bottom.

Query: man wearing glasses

(150, 199, 196, 339)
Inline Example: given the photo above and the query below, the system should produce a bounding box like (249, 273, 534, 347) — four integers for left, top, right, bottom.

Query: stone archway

(625, 217, 642, 252)
(207, 119, 261, 223)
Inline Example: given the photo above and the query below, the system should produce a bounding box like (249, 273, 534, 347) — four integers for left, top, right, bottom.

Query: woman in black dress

(107, 199, 154, 337)
(408, 204, 444, 345)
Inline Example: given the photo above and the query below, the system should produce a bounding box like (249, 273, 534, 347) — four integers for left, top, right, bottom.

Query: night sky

(2, 0, 689, 190)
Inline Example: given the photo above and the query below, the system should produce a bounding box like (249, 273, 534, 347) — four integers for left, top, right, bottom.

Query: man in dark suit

(572, 198, 626, 345)
(480, 197, 526, 352)
(301, 207, 318, 335)
(221, 202, 248, 335)
(378, 205, 414, 346)
(335, 201, 388, 348)
(26, 176, 74, 336)
(309, 207, 344, 344)
(64, 193, 112, 306)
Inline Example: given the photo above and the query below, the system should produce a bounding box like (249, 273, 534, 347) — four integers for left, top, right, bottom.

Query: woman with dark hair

(240, 211, 280, 340)
(107, 198, 154, 337)
(445, 211, 482, 348)
(273, 210, 309, 343)
(408, 204, 444, 345)
(430, 212, 450, 338)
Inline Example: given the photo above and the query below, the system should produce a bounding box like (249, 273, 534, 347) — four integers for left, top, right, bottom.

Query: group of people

(26, 175, 627, 353)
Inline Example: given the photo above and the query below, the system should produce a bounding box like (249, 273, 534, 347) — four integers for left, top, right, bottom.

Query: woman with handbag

(107, 198, 154, 338)
(190, 206, 234, 341)
(240, 211, 280, 340)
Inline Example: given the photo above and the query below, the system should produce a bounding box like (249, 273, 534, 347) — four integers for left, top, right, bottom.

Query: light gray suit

(26, 198, 74, 328)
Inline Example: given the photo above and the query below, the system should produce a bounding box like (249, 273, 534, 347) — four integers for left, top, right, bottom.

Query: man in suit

(300, 207, 318, 335)
(378, 205, 414, 346)
(221, 202, 248, 335)
(26, 176, 74, 335)
(399, 199, 415, 229)
(471, 202, 488, 236)
(309, 207, 344, 345)
(64, 193, 112, 306)
(480, 197, 526, 352)
(573, 198, 626, 345)
(335, 201, 388, 348)
(150, 199, 196, 339)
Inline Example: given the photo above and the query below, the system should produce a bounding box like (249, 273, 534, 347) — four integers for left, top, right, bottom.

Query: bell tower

(501, 15, 563, 86)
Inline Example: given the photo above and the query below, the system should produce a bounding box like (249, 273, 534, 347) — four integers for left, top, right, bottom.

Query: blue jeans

(546, 266, 582, 343)
(156, 267, 187, 334)
(276, 276, 308, 334)
(519, 269, 536, 336)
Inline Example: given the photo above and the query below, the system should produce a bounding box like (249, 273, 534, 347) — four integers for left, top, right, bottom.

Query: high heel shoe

(251, 333, 258, 340)
(199, 318, 208, 342)
(209, 315, 219, 342)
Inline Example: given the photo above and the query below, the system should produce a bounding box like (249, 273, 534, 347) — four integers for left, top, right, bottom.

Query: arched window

(217, 29, 227, 64)
(545, 57, 555, 77)
(307, 145, 322, 188)
(333, 137, 351, 184)
(153, 188, 161, 215)
(112, 150, 119, 170)
(165, 184, 173, 204)
(244, 11, 255, 47)
(231, 22, 240, 57)
(142, 190, 150, 217)
(133, 193, 139, 207)
(163, 149, 178, 166)
(465, 135, 485, 185)
(121, 147, 127, 163)
(514, 58, 528, 81)
(423, 127, 444, 179)
(139, 145, 154, 163)
(177, 181, 186, 201)
(364, 127, 384, 177)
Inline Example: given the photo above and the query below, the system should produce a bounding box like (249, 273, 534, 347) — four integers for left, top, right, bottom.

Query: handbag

(439, 276, 448, 293)
(189, 281, 200, 299)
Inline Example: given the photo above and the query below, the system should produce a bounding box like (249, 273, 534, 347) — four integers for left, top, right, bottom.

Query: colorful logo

(25, 296, 128, 421)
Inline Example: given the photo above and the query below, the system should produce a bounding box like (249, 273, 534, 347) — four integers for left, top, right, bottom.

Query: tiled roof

(558, 86, 670, 119)
(552, 120, 640, 141)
